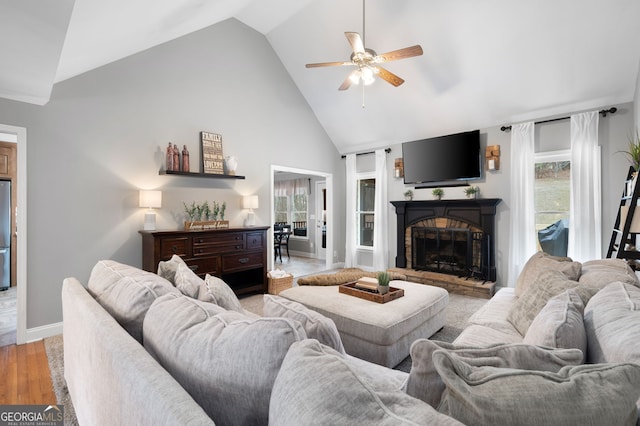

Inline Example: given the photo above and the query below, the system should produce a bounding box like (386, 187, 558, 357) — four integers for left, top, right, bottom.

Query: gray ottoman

(279, 280, 449, 367)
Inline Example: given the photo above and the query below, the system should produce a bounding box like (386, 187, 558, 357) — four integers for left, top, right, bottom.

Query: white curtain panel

(569, 111, 601, 261)
(508, 122, 536, 286)
(345, 154, 357, 267)
(373, 149, 389, 271)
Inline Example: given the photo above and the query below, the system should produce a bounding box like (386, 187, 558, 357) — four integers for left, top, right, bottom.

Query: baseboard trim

(25, 322, 63, 343)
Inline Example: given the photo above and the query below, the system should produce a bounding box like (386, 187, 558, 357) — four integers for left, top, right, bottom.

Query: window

(274, 178, 309, 238)
(274, 195, 289, 223)
(534, 150, 571, 256)
(357, 175, 375, 247)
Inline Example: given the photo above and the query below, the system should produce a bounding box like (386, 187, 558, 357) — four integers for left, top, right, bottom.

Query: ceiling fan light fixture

(349, 69, 361, 84)
(362, 66, 375, 85)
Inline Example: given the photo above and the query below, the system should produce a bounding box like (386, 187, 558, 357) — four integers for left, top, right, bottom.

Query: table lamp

(242, 195, 259, 227)
(139, 190, 162, 230)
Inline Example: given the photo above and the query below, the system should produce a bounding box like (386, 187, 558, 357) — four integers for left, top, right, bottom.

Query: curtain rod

(500, 107, 617, 132)
(341, 147, 391, 159)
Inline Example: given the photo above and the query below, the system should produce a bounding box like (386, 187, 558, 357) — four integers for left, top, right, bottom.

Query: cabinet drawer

(193, 233, 244, 246)
(246, 232, 264, 250)
(193, 242, 243, 256)
(160, 237, 190, 259)
(193, 233, 245, 255)
(184, 256, 219, 278)
(222, 251, 263, 273)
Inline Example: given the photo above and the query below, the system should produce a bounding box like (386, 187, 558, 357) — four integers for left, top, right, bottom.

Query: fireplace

(391, 199, 501, 281)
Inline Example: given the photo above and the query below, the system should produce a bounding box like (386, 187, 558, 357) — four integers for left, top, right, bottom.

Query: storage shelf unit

(607, 166, 640, 266)
(160, 170, 245, 179)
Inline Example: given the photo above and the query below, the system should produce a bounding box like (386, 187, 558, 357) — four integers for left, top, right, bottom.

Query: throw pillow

(87, 260, 180, 342)
(156, 254, 186, 284)
(433, 349, 640, 426)
(197, 274, 244, 313)
(515, 251, 581, 297)
(406, 339, 583, 408)
(584, 281, 640, 364)
(507, 269, 579, 335)
(579, 259, 640, 289)
(263, 294, 345, 353)
(523, 289, 586, 359)
(143, 293, 307, 426)
(173, 262, 203, 299)
(269, 339, 463, 426)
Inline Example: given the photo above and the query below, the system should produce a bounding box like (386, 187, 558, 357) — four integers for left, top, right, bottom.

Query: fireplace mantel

(391, 198, 501, 281)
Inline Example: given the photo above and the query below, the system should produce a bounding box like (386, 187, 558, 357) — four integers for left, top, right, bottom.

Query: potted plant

(619, 131, 640, 172)
(464, 186, 478, 199)
(404, 189, 413, 201)
(432, 188, 444, 200)
(377, 271, 391, 295)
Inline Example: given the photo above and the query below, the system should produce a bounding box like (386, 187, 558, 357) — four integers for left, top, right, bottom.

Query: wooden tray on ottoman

(339, 282, 404, 304)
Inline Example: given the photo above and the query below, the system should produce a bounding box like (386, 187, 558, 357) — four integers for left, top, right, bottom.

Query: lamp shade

(139, 190, 162, 209)
(242, 195, 259, 210)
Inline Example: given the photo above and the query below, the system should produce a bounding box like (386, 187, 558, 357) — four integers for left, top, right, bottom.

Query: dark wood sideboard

(139, 226, 269, 296)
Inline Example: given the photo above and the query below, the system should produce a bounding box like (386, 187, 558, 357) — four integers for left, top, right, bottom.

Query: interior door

(315, 181, 326, 260)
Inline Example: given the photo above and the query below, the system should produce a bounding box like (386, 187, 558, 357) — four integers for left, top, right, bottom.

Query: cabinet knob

(189, 265, 198, 271)
(238, 257, 249, 264)
(235, 245, 241, 250)
(171, 245, 178, 253)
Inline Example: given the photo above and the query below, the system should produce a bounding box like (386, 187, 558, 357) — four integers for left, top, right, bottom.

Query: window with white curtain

(274, 178, 309, 238)
(357, 174, 375, 247)
(534, 149, 571, 256)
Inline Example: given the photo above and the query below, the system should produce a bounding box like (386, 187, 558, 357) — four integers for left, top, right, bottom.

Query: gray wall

(386, 102, 635, 288)
(0, 18, 344, 330)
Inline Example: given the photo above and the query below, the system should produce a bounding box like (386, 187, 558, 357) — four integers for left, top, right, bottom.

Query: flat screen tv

(402, 130, 482, 187)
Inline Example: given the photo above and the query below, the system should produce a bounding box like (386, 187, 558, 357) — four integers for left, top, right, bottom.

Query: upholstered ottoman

(279, 280, 449, 367)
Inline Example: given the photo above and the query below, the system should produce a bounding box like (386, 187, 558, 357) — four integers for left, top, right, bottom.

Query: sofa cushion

(263, 294, 345, 353)
(196, 274, 243, 312)
(156, 254, 185, 284)
(173, 262, 203, 298)
(515, 251, 581, 297)
(87, 260, 180, 342)
(143, 293, 307, 426)
(434, 349, 640, 426)
(522, 289, 586, 359)
(584, 281, 640, 365)
(406, 340, 583, 408)
(579, 259, 640, 289)
(269, 339, 463, 426)
(507, 269, 579, 335)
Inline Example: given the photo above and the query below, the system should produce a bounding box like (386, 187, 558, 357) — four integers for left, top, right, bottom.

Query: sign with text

(200, 131, 224, 174)
(0, 405, 64, 426)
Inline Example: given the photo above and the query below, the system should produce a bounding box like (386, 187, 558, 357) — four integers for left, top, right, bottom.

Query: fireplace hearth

(391, 199, 501, 282)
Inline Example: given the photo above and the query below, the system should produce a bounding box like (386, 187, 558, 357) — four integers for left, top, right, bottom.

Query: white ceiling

(3, 0, 640, 153)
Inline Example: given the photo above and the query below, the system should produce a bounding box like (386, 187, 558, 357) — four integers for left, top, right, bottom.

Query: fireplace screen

(411, 227, 486, 278)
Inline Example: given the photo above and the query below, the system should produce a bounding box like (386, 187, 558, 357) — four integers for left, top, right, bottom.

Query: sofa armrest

(62, 278, 213, 426)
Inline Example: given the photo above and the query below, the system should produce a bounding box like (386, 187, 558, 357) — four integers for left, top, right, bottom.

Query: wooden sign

(201, 132, 224, 174)
(485, 145, 500, 171)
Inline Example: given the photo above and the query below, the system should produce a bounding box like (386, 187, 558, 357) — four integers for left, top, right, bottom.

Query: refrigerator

(0, 181, 10, 290)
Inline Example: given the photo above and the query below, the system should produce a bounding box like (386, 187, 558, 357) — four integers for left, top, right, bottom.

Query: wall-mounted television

(402, 130, 482, 187)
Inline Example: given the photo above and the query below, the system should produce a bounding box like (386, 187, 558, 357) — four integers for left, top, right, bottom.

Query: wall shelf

(160, 170, 245, 180)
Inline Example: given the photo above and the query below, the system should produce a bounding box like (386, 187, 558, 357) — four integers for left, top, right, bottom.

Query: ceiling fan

(305, 0, 423, 91)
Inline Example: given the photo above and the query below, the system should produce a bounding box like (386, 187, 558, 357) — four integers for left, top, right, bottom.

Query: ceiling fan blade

(306, 61, 353, 68)
(339, 70, 358, 91)
(345, 32, 365, 53)
(376, 66, 405, 87)
(376, 45, 423, 63)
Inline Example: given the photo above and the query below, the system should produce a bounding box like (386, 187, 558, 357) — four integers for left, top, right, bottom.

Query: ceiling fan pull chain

(362, 82, 366, 109)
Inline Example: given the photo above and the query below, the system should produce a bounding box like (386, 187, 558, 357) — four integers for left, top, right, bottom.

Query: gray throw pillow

(507, 269, 580, 335)
(263, 294, 346, 353)
(433, 349, 640, 426)
(515, 251, 581, 297)
(406, 339, 583, 408)
(523, 289, 586, 359)
(156, 254, 186, 284)
(143, 293, 307, 426)
(87, 260, 180, 342)
(269, 339, 464, 426)
(173, 261, 203, 299)
(197, 273, 243, 312)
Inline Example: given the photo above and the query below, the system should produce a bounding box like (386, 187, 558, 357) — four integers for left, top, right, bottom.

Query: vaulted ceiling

(2, 0, 640, 153)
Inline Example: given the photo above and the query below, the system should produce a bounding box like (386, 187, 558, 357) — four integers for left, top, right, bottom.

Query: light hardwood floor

(0, 340, 56, 405)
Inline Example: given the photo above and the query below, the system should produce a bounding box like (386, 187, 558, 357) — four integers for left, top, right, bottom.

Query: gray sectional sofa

(62, 254, 640, 425)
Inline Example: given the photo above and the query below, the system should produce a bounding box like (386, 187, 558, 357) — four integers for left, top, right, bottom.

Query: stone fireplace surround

(391, 199, 502, 282)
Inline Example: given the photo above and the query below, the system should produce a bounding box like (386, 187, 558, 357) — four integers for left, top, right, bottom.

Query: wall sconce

(139, 190, 162, 230)
(485, 145, 500, 171)
(242, 195, 259, 227)
(394, 158, 404, 178)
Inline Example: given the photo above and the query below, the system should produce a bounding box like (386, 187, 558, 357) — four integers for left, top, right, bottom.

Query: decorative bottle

(166, 142, 174, 171)
(182, 145, 190, 172)
(173, 144, 180, 171)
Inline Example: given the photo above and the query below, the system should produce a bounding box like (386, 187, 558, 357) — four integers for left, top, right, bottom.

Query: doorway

(0, 125, 27, 346)
(270, 165, 333, 276)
